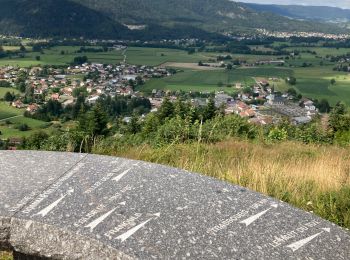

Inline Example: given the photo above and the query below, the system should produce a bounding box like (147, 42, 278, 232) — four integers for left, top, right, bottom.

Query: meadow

(0, 46, 219, 67)
(143, 67, 293, 93)
(0, 90, 49, 139)
(94, 139, 350, 229)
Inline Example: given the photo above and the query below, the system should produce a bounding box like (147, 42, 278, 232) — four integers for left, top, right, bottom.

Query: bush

(17, 123, 30, 131)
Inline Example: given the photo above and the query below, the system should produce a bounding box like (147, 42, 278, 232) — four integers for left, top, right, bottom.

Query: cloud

(237, 0, 350, 9)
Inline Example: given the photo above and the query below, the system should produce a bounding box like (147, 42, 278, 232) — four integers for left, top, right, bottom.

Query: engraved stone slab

(0, 151, 350, 259)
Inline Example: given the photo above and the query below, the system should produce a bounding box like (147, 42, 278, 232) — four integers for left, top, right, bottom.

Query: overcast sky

(237, 0, 350, 9)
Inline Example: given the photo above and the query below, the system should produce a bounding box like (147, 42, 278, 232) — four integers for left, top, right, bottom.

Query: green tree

(158, 97, 174, 122)
(4, 91, 15, 102)
(203, 97, 216, 121)
(127, 114, 141, 134)
(86, 104, 109, 137)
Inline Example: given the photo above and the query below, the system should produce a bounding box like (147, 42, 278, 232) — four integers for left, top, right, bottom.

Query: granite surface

(0, 151, 349, 259)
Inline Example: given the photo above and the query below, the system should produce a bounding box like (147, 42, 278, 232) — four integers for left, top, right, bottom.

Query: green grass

(292, 66, 350, 104)
(125, 47, 219, 66)
(0, 115, 50, 139)
(0, 46, 222, 67)
(0, 87, 19, 98)
(0, 102, 22, 120)
(142, 67, 292, 92)
(286, 47, 350, 56)
(0, 46, 125, 66)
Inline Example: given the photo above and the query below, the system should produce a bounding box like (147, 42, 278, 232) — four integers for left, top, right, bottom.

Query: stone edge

(0, 217, 133, 260)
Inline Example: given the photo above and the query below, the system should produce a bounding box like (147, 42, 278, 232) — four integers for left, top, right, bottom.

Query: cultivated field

(143, 67, 292, 93)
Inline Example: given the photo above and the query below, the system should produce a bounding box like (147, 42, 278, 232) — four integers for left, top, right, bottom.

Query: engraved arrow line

(85, 208, 117, 232)
(85, 201, 126, 232)
(116, 213, 161, 242)
(112, 168, 132, 182)
(35, 189, 74, 217)
(240, 204, 278, 227)
(286, 228, 331, 252)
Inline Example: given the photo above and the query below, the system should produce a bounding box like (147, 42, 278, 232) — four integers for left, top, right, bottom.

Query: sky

(238, 0, 350, 9)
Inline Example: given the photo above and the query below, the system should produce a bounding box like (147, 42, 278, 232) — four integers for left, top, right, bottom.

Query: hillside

(243, 3, 350, 23)
(74, 0, 348, 34)
(0, 0, 129, 39)
(0, 0, 348, 39)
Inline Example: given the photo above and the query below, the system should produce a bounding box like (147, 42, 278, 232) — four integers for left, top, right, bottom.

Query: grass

(0, 46, 125, 67)
(94, 139, 350, 229)
(0, 102, 50, 139)
(0, 46, 222, 67)
(0, 115, 50, 139)
(0, 102, 22, 120)
(293, 66, 350, 105)
(0, 87, 19, 99)
(142, 67, 292, 92)
(125, 47, 220, 66)
(0, 251, 12, 260)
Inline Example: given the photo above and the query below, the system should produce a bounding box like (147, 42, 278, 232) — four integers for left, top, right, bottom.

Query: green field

(0, 46, 223, 67)
(0, 102, 22, 120)
(124, 47, 219, 66)
(294, 67, 350, 104)
(143, 67, 292, 93)
(0, 87, 19, 99)
(0, 115, 50, 139)
(0, 46, 125, 67)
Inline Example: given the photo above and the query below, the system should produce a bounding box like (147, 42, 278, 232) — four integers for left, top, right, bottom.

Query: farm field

(0, 46, 125, 67)
(142, 67, 292, 93)
(0, 46, 223, 67)
(124, 47, 220, 66)
(293, 67, 350, 105)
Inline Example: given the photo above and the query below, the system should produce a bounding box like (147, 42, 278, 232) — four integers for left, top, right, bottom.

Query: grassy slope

(93, 139, 350, 229)
(0, 90, 49, 139)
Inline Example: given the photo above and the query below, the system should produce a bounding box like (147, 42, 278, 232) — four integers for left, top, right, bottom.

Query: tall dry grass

(94, 140, 350, 229)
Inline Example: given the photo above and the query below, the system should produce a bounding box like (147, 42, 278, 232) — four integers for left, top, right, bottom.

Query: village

(0, 62, 319, 128)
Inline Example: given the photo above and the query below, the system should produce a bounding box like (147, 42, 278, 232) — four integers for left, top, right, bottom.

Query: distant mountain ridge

(243, 3, 350, 23)
(0, 0, 348, 40)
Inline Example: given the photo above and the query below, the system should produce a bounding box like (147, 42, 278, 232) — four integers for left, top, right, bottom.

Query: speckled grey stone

(0, 151, 350, 259)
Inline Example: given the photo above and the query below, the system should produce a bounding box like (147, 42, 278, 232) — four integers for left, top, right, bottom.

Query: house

(26, 104, 39, 113)
(12, 100, 24, 109)
(51, 93, 60, 101)
(267, 95, 285, 105)
(302, 99, 316, 111)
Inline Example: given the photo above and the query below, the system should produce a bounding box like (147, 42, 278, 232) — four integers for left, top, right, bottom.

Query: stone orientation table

(0, 151, 350, 259)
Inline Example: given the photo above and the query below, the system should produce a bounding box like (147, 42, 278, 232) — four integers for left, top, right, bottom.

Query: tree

(158, 97, 174, 122)
(331, 79, 336, 85)
(127, 114, 141, 134)
(287, 88, 297, 96)
(86, 104, 109, 137)
(286, 77, 297, 85)
(318, 99, 331, 113)
(20, 45, 26, 52)
(4, 91, 15, 102)
(203, 97, 216, 121)
(329, 102, 350, 132)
